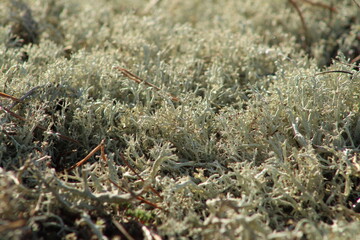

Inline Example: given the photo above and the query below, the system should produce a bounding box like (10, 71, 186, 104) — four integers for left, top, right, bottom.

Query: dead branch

(119, 153, 163, 200)
(66, 139, 105, 171)
(288, 0, 308, 38)
(0, 92, 21, 102)
(115, 67, 180, 102)
(301, 0, 337, 12)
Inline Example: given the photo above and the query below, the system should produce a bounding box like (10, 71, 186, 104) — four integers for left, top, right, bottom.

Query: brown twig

(0, 219, 27, 233)
(66, 139, 105, 171)
(100, 142, 107, 162)
(0, 92, 21, 102)
(350, 55, 360, 64)
(0, 104, 81, 145)
(109, 178, 163, 210)
(301, 0, 337, 12)
(0, 104, 27, 121)
(115, 67, 179, 102)
(288, 0, 308, 38)
(119, 153, 163, 200)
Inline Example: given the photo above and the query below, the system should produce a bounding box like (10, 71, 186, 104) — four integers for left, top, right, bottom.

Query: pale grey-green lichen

(1, 0, 360, 239)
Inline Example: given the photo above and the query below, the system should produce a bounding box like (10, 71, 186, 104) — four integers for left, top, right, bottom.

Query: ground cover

(0, 0, 360, 239)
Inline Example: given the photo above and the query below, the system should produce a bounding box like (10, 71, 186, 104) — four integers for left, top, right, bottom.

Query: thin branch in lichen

(301, 0, 337, 12)
(119, 152, 163, 200)
(109, 178, 163, 210)
(66, 139, 106, 171)
(0, 219, 27, 233)
(350, 55, 360, 64)
(288, 0, 309, 45)
(0, 92, 21, 102)
(115, 67, 180, 102)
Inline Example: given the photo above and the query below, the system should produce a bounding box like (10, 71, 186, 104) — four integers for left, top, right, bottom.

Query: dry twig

(120, 153, 163, 200)
(109, 178, 163, 210)
(288, 0, 337, 50)
(350, 55, 360, 64)
(288, 0, 308, 40)
(66, 139, 106, 171)
(0, 92, 21, 102)
(115, 67, 179, 102)
(301, 0, 337, 12)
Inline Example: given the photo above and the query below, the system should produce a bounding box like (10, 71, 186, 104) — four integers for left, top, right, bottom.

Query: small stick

(109, 179, 163, 210)
(315, 70, 353, 76)
(119, 153, 163, 200)
(301, 0, 337, 12)
(119, 153, 143, 180)
(116, 67, 161, 90)
(0, 104, 81, 145)
(0, 92, 21, 102)
(0, 219, 27, 233)
(288, 0, 308, 37)
(100, 140, 107, 162)
(66, 140, 105, 171)
(115, 67, 179, 102)
(0, 104, 27, 121)
(350, 55, 360, 64)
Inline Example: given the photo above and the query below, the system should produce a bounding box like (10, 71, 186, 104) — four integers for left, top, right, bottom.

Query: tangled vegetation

(1, 0, 360, 239)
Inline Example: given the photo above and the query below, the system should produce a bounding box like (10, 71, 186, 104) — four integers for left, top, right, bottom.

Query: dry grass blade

(115, 67, 180, 102)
